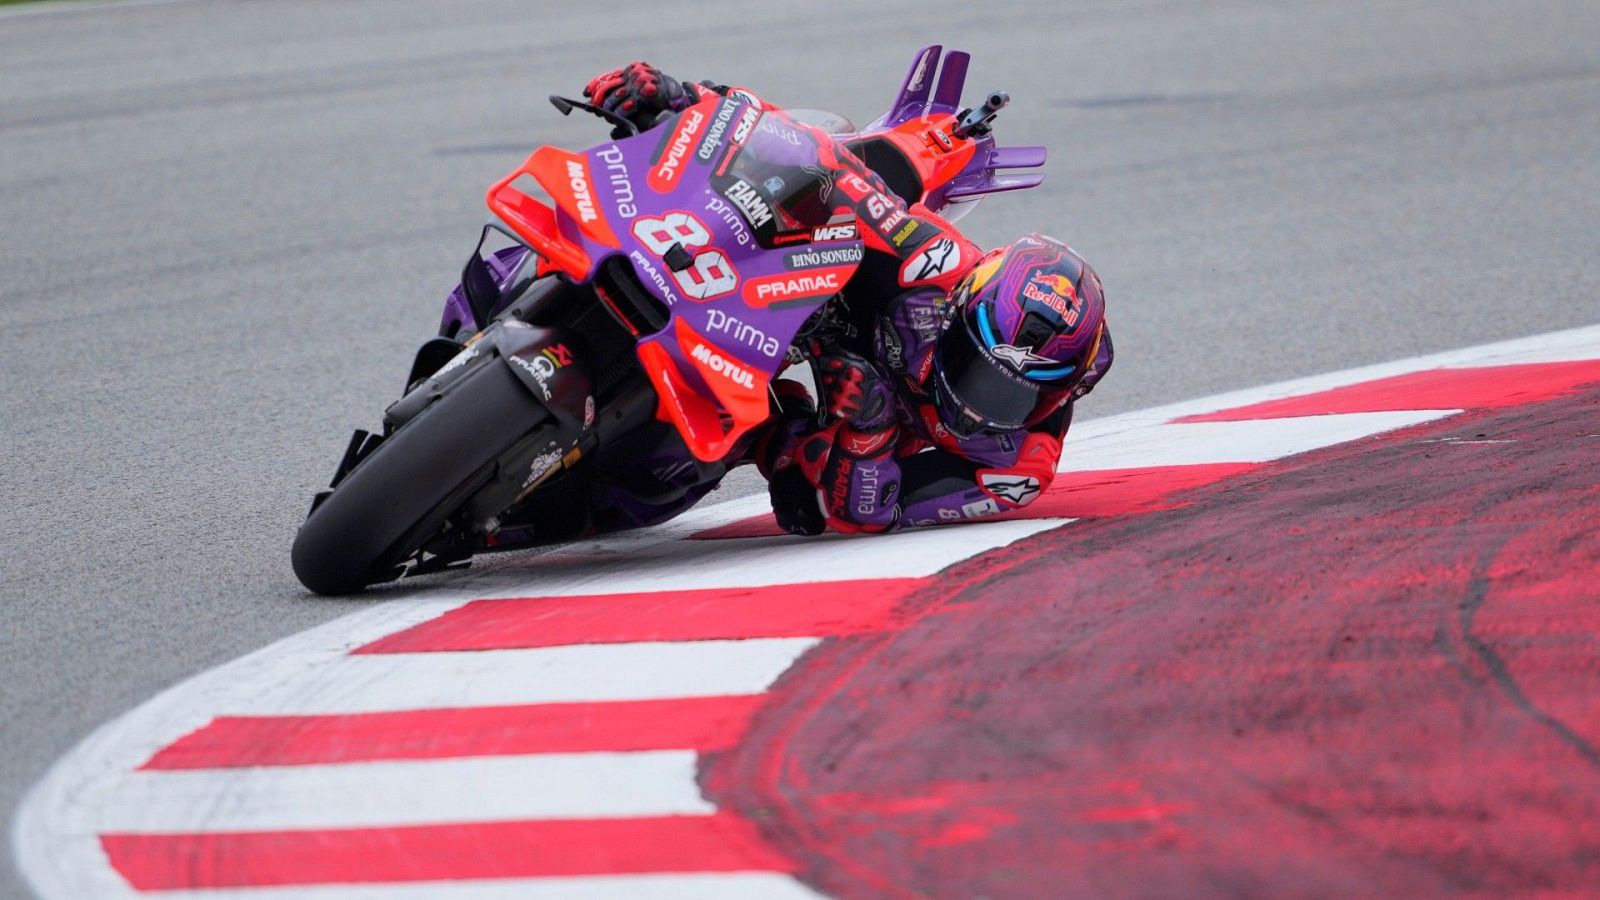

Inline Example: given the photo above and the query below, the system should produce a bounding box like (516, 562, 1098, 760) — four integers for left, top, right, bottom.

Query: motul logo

(649, 108, 707, 193)
(565, 160, 597, 223)
(690, 342, 754, 389)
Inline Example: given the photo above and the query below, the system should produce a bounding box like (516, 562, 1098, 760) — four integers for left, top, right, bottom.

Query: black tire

(291, 359, 550, 595)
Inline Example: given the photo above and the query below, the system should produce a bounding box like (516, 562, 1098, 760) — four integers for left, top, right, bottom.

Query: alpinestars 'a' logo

(989, 343, 1054, 371)
(900, 237, 958, 284)
(979, 472, 1042, 507)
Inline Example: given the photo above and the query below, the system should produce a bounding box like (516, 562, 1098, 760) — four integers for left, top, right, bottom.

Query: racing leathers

(765, 283, 1113, 534)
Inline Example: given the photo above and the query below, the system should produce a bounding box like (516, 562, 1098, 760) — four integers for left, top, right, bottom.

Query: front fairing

(486, 94, 864, 462)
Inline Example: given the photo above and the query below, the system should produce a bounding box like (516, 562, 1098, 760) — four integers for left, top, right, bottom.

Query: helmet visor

(933, 317, 1041, 434)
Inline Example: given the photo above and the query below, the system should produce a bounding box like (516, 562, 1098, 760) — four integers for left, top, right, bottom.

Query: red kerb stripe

(139, 695, 764, 770)
(358, 579, 925, 653)
(1002, 463, 1262, 519)
(1175, 360, 1600, 423)
(102, 813, 795, 890)
(694, 464, 1260, 539)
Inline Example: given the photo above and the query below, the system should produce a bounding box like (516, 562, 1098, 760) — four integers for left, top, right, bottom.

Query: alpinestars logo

(979, 473, 1042, 507)
(990, 343, 1054, 370)
(900, 237, 958, 284)
(690, 342, 755, 389)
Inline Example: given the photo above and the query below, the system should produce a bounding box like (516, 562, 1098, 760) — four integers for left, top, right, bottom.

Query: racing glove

(583, 62, 703, 135)
(756, 379, 826, 536)
(812, 346, 896, 431)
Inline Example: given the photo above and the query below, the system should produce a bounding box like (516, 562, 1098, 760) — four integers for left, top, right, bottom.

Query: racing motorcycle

(291, 46, 1047, 595)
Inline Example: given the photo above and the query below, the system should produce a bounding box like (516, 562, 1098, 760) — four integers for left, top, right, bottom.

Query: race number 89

(631, 213, 738, 301)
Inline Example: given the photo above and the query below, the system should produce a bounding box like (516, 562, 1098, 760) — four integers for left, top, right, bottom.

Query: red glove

(813, 347, 894, 429)
(583, 62, 701, 128)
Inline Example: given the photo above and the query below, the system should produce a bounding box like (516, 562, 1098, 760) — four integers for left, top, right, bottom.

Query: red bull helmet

(931, 234, 1106, 437)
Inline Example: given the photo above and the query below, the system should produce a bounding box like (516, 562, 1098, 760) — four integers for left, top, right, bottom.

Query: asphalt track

(2, 0, 1599, 897)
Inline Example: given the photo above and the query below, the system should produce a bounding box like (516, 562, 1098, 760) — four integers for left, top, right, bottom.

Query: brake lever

(548, 94, 640, 136)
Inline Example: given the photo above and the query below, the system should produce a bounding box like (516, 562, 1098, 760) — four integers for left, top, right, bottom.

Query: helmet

(930, 234, 1106, 438)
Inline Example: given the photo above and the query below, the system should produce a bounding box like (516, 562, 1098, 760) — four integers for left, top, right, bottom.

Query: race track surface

(3, 0, 1599, 897)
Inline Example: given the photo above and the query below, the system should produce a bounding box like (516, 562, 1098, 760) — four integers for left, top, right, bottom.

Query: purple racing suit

(776, 284, 1114, 533)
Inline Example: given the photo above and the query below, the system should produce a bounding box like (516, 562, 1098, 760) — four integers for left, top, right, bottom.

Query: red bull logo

(1022, 271, 1081, 328)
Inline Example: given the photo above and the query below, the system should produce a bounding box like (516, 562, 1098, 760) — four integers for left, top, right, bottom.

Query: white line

(0, 0, 207, 19)
(142, 873, 826, 900)
(69, 751, 708, 833)
(1059, 410, 1455, 471)
(215, 638, 820, 715)
(464, 516, 1067, 599)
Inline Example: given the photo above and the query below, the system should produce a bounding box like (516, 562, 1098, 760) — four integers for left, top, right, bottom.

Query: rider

(583, 62, 1114, 534)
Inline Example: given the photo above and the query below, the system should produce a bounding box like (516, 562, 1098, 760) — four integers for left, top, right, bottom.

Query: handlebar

(548, 94, 640, 136)
(951, 90, 1009, 140)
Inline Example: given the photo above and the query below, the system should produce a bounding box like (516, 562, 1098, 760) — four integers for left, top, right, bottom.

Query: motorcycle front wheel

(291, 358, 551, 596)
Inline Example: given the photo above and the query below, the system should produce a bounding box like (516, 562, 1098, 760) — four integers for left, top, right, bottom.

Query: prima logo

(594, 145, 637, 219)
(705, 308, 781, 358)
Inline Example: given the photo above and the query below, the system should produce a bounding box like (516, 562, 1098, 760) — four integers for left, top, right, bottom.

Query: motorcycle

(291, 46, 1047, 595)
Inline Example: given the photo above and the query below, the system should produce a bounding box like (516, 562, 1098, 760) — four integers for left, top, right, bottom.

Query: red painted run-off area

(707, 375, 1600, 897)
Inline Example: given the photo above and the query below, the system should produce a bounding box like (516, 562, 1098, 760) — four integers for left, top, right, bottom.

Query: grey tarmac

(3, 0, 1599, 895)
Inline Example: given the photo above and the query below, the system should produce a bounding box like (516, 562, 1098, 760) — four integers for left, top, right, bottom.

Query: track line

(76, 751, 711, 833)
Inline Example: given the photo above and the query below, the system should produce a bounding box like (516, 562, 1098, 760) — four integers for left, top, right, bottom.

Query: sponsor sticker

(696, 98, 741, 163)
(724, 178, 773, 229)
(594, 145, 638, 219)
(648, 108, 709, 193)
(705, 307, 782, 358)
(563, 160, 599, 223)
(742, 265, 855, 308)
(784, 245, 864, 270)
(689, 341, 755, 389)
(811, 222, 859, 242)
(1022, 270, 1083, 327)
(979, 472, 1042, 507)
(900, 238, 955, 287)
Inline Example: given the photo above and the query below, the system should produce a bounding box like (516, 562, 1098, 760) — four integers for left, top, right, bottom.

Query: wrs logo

(690, 342, 755, 389)
(649, 108, 708, 193)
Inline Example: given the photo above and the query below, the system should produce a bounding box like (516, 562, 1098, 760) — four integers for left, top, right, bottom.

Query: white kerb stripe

(461, 516, 1067, 599)
(204, 638, 821, 716)
(142, 873, 826, 900)
(71, 751, 708, 833)
(1060, 410, 1455, 471)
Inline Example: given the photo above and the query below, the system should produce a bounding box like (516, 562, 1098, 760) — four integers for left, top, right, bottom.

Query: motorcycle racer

(583, 62, 1114, 535)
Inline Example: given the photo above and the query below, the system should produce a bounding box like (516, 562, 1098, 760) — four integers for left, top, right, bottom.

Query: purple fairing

(439, 246, 534, 336)
(855, 45, 1047, 220)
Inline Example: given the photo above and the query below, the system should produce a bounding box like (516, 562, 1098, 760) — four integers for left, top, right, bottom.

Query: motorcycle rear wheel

(291, 359, 551, 596)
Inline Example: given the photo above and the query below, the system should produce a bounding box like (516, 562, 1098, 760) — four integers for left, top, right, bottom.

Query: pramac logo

(649, 107, 709, 193)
